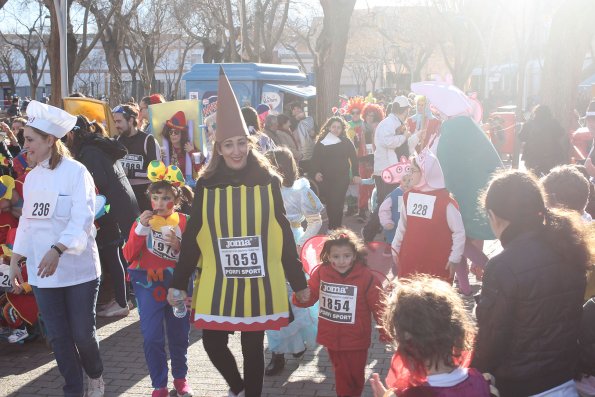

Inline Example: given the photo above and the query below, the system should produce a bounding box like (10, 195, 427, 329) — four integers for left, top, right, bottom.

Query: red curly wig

(362, 103, 386, 123)
(345, 97, 366, 115)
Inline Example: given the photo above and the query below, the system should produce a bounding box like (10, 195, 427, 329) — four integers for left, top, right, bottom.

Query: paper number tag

(23, 190, 58, 219)
(150, 230, 179, 261)
(0, 264, 12, 289)
(406, 192, 436, 219)
(319, 281, 357, 324)
(218, 236, 266, 279)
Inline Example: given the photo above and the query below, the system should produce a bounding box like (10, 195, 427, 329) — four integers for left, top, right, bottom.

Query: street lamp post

(53, 0, 68, 100)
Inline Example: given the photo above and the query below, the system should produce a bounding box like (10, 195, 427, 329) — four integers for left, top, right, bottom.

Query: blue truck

(182, 63, 316, 114)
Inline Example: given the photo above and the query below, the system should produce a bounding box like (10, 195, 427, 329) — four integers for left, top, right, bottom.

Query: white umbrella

(411, 81, 474, 117)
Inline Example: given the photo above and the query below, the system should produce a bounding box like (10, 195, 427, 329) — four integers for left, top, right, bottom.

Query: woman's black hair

(483, 169, 593, 272)
(266, 147, 297, 187)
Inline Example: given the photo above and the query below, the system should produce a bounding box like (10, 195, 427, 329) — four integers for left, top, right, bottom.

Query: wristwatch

(51, 244, 64, 257)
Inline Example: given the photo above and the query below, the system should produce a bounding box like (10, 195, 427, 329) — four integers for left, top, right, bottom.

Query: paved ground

(2, 213, 500, 397)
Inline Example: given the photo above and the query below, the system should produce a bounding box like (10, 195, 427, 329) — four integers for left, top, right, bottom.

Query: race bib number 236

(23, 190, 58, 219)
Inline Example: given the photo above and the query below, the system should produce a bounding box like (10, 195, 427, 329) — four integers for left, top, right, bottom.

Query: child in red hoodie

(294, 228, 386, 397)
(123, 161, 193, 397)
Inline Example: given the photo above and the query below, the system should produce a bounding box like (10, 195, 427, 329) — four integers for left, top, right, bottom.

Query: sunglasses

(170, 130, 182, 136)
(112, 105, 134, 117)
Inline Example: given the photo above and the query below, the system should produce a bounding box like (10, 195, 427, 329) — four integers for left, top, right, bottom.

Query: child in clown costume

(0, 227, 39, 344)
(123, 161, 194, 397)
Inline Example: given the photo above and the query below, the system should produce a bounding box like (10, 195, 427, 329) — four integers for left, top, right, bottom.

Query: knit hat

(25, 100, 77, 139)
(149, 94, 165, 105)
(165, 111, 187, 131)
(256, 103, 270, 115)
(215, 67, 249, 143)
(414, 148, 445, 190)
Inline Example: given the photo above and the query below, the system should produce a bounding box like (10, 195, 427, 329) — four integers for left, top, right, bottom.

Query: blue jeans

(33, 278, 103, 397)
(129, 268, 190, 389)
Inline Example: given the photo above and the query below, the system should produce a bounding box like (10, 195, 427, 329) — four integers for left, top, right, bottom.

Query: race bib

(0, 264, 11, 289)
(23, 190, 58, 219)
(365, 144, 374, 155)
(319, 281, 357, 324)
(218, 236, 265, 278)
(150, 230, 179, 261)
(119, 154, 144, 171)
(406, 192, 436, 219)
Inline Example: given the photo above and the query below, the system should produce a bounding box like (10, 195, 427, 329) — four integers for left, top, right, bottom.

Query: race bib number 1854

(319, 281, 357, 324)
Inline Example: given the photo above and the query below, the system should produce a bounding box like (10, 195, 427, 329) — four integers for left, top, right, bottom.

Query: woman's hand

(369, 373, 393, 397)
(315, 173, 323, 183)
(167, 288, 188, 307)
(38, 248, 60, 278)
(295, 287, 311, 303)
(184, 142, 194, 153)
(139, 210, 153, 227)
(165, 230, 181, 252)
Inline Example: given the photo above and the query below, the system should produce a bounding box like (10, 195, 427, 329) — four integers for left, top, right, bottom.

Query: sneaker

(227, 390, 245, 397)
(86, 375, 105, 397)
(96, 299, 115, 312)
(173, 378, 193, 397)
(151, 388, 168, 397)
(8, 328, 28, 343)
(97, 301, 129, 317)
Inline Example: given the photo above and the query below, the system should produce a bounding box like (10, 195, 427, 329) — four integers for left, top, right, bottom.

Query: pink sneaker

(151, 388, 168, 397)
(173, 378, 193, 397)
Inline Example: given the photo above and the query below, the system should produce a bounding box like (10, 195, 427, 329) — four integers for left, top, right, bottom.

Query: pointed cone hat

(215, 67, 249, 143)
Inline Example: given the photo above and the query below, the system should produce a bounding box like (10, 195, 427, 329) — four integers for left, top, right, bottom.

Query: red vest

(399, 189, 457, 280)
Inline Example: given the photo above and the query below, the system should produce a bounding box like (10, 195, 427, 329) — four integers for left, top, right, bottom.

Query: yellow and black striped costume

(191, 183, 291, 331)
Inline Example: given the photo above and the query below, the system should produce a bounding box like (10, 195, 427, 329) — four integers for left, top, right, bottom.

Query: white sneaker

(8, 328, 28, 343)
(86, 375, 105, 397)
(97, 301, 129, 317)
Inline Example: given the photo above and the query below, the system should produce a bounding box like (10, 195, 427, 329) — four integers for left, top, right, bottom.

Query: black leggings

(202, 329, 265, 397)
(98, 244, 127, 308)
(322, 180, 349, 230)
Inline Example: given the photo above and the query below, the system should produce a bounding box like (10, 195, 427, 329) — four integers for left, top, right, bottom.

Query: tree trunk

(46, 3, 62, 106)
(105, 45, 123, 107)
(540, 0, 595, 130)
(315, 0, 356, 127)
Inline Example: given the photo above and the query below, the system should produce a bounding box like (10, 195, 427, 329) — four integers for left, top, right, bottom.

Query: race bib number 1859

(218, 236, 265, 278)
(319, 281, 357, 324)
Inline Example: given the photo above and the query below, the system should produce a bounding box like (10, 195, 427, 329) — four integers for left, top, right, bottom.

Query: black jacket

(472, 224, 586, 397)
(77, 136, 140, 247)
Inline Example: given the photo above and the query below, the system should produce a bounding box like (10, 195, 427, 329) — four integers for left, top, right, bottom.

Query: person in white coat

(362, 96, 412, 242)
(9, 101, 104, 397)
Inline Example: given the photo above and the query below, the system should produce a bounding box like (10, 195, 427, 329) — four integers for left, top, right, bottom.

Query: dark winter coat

(76, 135, 140, 247)
(472, 224, 586, 397)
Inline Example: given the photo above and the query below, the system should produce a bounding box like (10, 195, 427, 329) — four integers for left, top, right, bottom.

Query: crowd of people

(0, 69, 594, 397)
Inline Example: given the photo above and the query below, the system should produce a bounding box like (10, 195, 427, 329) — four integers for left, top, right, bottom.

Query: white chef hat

(25, 100, 77, 139)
